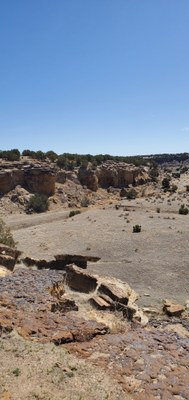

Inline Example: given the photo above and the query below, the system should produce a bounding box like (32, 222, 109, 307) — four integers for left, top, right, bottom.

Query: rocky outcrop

(78, 162, 149, 192)
(163, 299, 186, 317)
(78, 166, 98, 191)
(0, 169, 24, 194)
(96, 161, 149, 189)
(0, 162, 55, 196)
(0, 268, 108, 343)
(65, 264, 98, 293)
(22, 254, 100, 270)
(24, 167, 55, 196)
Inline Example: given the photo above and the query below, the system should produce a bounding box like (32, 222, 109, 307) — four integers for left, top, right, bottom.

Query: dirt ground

(5, 188, 189, 309)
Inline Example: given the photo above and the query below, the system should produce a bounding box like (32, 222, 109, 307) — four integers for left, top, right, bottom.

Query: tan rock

(163, 299, 185, 316)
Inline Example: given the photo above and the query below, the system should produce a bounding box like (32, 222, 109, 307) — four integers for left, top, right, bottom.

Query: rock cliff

(78, 161, 149, 191)
(0, 162, 55, 196)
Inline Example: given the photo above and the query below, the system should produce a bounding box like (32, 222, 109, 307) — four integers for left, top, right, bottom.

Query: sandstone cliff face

(78, 167, 98, 191)
(96, 161, 148, 188)
(78, 161, 149, 191)
(24, 168, 55, 196)
(0, 169, 24, 194)
(0, 163, 55, 196)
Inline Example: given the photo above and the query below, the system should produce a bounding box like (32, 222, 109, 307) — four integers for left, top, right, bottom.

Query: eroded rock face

(78, 167, 98, 191)
(0, 269, 108, 343)
(0, 169, 24, 194)
(78, 162, 149, 192)
(96, 161, 149, 189)
(0, 163, 55, 196)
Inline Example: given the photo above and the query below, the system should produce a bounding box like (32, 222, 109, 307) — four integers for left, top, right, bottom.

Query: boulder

(89, 295, 112, 310)
(98, 282, 133, 305)
(65, 264, 97, 293)
(0, 254, 15, 271)
(163, 300, 185, 317)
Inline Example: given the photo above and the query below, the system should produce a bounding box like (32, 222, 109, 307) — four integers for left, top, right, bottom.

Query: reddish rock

(0, 268, 107, 343)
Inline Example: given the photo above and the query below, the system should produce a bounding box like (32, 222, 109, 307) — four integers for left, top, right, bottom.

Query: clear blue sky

(0, 0, 189, 156)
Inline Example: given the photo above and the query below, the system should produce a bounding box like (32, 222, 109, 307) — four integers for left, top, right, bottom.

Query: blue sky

(0, 0, 189, 156)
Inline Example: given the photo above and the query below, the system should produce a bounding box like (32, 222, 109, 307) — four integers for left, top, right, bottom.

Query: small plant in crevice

(133, 224, 141, 233)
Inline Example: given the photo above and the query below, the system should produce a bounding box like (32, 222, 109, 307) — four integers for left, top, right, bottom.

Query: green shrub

(0, 219, 16, 247)
(179, 204, 189, 215)
(27, 194, 49, 213)
(80, 196, 90, 207)
(133, 224, 141, 233)
(170, 184, 178, 193)
(162, 177, 170, 190)
(126, 188, 137, 200)
(69, 210, 81, 218)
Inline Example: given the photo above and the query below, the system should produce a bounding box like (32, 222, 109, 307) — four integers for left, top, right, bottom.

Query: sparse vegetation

(69, 210, 81, 218)
(0, 149, 20, 161)
(26, 194, 49, 213)
(126, 188, 137, 200)
(133, 224, 141, 233)
(162, 177, 171, 190)
(0, 219, 16, 248)
(80, 196, 90, 207)
(179, 204, 189, 215)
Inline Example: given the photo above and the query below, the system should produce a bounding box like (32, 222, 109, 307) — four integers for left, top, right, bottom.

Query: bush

(179, 204, 189, 215)
(126, 188, 137, 200)
(156, 207, 160, 213)
(170, 184, 178, 193)
(133, 225, 141, 233)
(80, 196, 90, 207)
(69, 210, 81, 218)
(162, 177, 170, 190)
(1, 149, 20, 161)
(26, 194, 49, 213)
(0, 219, 16, 247)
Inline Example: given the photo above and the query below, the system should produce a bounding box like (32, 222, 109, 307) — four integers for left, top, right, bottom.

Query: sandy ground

(5, 190, 189, 309)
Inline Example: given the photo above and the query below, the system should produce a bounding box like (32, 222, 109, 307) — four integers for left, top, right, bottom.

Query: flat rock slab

(22, 253, 100, 270)
(0, 269, 108, 343)
(65, 264, 98, 293)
